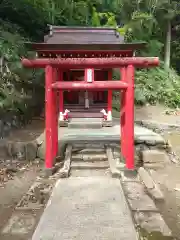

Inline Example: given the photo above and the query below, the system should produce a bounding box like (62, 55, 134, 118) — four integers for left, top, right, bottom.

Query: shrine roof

(25, 25, 146, 51)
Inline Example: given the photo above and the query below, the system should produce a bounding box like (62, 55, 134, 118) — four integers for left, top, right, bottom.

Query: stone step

(72, 153, 107, 161)
(70, 169, 111, 177)
(72, 143, 105, 150)
(71, 160, 109, 170)
(69, 112, 103, 118)
(68, 118, 102, 129)
(80, 148, 105, 154)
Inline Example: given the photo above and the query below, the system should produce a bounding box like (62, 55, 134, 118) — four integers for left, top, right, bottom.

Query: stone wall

(4, 137, 172, 171)
(112, 142, 171, 169)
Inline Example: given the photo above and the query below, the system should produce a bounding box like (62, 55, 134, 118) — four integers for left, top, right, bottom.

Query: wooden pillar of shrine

(45, 65, 58, 171)
(108, 69, 113, 112)
(121, 65, 135, 169)
(58, 70, 64, 113)
(120, 67, 126, 162)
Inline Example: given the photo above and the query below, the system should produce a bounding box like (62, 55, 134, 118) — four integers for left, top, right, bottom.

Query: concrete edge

(106, 147, 121, 178)
(135, 119, 180, 132)
(138, 167, 164, 201)
(56, 144, 72, 178)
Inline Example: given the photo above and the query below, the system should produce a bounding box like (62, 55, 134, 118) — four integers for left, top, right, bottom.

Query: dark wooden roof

(25, 25, 146, 51)
(44, 25, 123, 44)
(26, 42, 146, 51)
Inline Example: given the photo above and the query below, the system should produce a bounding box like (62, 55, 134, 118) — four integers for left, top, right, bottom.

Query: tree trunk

(164, 20, 171, 69)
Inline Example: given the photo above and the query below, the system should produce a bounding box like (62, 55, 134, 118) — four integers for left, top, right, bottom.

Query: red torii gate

(21, 26, 159, 175)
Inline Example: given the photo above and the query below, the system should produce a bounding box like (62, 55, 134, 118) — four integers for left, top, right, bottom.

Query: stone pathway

(0, 118, 178, 240)
(32, 178, 138, 240)
(31, 142, 174, 240)
(37, 124, 166, 160)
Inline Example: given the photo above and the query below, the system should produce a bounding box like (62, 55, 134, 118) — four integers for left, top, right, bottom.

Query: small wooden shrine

(22, 26, 159, 174)
(25, 26, 146, 123)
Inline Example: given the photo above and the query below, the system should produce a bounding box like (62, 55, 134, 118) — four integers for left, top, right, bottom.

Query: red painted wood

(22, 53, 159, 172)
(58, 70, 64, 112)
(37, 50, 133, 54)
(125, 65, 135, 170)
(107, 69, 112, 112)
(52, 81, 128, 90)
(37, 50, 133, 58)
(53, 68, 58, 158)
(45, 65, 55, 169)
(22, 57, 159, 69)
(120, 67, 126, 161)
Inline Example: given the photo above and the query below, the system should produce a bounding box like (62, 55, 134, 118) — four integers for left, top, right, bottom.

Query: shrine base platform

(37, 123, 165, 146)
(32, 177, 138, 240)
(37, 123, 166, 160)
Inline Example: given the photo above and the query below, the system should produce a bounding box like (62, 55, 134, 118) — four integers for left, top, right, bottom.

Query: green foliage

(91, 7, 101, 26)
(0, 0, 48, 40)
(0, 0, 180, 124)
(0, 19, 44, 122)
(0, 21, 26, 61)
(135, 64, 180, 108)
(113, 65, 180, 109)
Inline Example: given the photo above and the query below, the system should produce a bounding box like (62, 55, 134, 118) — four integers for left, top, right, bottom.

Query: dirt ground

(0, 105, 180, 239)
(136, 105, 180, 238)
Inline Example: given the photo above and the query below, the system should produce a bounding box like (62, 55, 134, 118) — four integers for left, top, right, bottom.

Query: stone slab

(106, 147, 121, 178)
(134, 212, 172, 236)
(71, 160, 109, 169)
(72, 152, 107, 161)
(6, 140, 38, 161)
(32, 177, 138, 240)
(142, 149, 169, 164)
(37, 124, 165, 145)
(59, 125, 164, 143)
(120, 170, 140, 182)
(68, 118, 102, 129)
(70, 169, 111, 177)
(138, 167, 155, 190)
(58, 144, 72, 178)
(37, 124, 166, 160)
(73, 143, 105, 149)
(123, 182, 158, 212)
(137, 119, 180, 131)
(2, 211, 36, 235)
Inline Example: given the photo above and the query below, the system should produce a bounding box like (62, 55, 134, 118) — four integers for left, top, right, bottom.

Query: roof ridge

(48, 25, 117, 31)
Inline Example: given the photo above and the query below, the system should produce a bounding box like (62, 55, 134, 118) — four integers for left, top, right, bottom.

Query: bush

(112, 64, 180, 110)
(0, 20, 44, 125)
(135, 64, 180, 107)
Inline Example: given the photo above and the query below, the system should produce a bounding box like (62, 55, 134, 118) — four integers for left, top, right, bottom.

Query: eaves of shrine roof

(25, 25, 146, 51)
(44, 25, 124, 44)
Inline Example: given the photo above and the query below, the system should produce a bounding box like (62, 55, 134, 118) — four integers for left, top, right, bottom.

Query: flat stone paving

(32, 177, 138, 240)
(37, 124, 165, 145)
(60, 125, 164, 142)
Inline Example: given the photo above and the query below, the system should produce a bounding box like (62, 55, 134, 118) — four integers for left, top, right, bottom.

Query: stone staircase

(70, 146, 110, 177)
(68, 118, 103, 129)
(57, 143, 123, 178)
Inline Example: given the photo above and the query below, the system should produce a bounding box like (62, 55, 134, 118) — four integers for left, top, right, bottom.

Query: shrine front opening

(22, 26, 159, 175)
(63, 70, 109, 118)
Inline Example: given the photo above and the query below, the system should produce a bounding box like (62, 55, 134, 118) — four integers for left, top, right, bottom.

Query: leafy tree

(0, 0, 180, 122)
